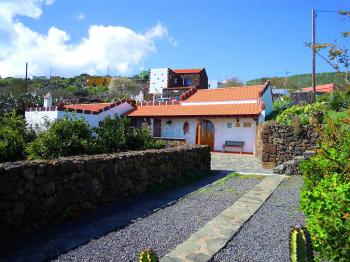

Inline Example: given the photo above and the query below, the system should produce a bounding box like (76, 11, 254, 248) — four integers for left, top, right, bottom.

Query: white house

(127, 82, 273, 155)
(25, 95, 134, 132)
(149, 68, 169, 94)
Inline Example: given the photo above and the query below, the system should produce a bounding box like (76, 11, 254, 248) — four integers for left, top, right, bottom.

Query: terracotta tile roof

(173, 69, 203, 74)
(184, 85, 265, 102)
(303, 83, 336, 93)
(127, 103, 262, 117)
(63, 103, 113, 112)
(61, 99, 131, 114)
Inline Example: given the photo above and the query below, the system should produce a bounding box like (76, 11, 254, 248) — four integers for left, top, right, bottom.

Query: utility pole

(25, 62, 28, 93)
(283, 71, 290, 88)
(312, 9, 316, 102)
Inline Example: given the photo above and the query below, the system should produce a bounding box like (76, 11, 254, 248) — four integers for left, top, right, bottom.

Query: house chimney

(43, 92, 52, 108)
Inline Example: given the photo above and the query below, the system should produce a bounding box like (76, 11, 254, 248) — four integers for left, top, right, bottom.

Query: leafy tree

(0, 112, 34, 162)
(93, 116, 129, 152)
(0, 93, 43, 117)
(86, 85, 109, 98)
(26, 117, 95, 160)
(94, 116, 165, 152)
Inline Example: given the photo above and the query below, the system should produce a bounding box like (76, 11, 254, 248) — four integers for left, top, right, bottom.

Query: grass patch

(326, 110, 349, 121)
(195, 172, 264, 195)
(226, 172, 265, 180)
(147, 170, 218, 196)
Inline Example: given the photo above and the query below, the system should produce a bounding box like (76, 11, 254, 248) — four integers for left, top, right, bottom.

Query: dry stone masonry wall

(0, 145, 210, 238)
(260, 121, 319, 165)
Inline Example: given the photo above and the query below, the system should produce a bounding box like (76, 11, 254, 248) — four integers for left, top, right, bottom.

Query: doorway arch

(196, 119, 215, 150)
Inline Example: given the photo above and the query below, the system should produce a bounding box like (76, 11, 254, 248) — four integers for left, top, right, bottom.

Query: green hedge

(300, 113, 350, 261)
(25, 116, 165, 160)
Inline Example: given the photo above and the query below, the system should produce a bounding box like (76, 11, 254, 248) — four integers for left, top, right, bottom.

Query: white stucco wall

(159, 117, 257, 153)
(25, 110, 59, 132)
(262, 85, 273, 117)
(25, 102, 134, 131)
(149, 68, 169, 94)
(181, 99, 258, 106)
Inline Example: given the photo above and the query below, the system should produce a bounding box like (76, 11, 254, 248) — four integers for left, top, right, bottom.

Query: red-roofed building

(149, 68, 208, 98)
(25, 97, 134, 132)
(128, 82, 273, 154)
(26, 81, 273, 154)
(302, 83, 337, 93)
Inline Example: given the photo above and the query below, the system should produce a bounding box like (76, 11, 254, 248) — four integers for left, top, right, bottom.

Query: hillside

(246, 72, 347, 90)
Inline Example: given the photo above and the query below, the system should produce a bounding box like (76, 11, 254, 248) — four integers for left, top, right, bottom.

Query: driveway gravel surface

(211, 176, 304, 262)
(55, 174, 262, 262)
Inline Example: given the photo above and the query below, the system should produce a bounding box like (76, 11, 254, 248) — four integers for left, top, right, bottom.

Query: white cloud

(0, 1, 174, 77)
(73, 12, 85, 21)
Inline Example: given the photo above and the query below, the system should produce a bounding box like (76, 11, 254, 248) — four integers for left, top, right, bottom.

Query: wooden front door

(196, 120, 215, 150)
(153, 119, 161, 137)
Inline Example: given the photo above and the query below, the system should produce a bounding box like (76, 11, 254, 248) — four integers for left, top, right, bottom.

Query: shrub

(26, 117, 95, 159)
(276, 102, 326, 125)
(125, 126, 166, 150)
(94, 116, 166, 152)
(300, 174, 350, 261)
(93, 116, 128, 152)
(0, 112, 33, 162)
(268, 97, 291, 120)
(327, 91, 350, 112)
(300, 112, 350, 261)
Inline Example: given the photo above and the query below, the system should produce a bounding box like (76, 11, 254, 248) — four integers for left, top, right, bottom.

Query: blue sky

(1, 0, 349, 84)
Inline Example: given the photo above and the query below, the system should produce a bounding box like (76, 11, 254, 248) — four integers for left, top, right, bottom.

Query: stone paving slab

(160, 175, 285, 262)
(210, 153, 273, 174)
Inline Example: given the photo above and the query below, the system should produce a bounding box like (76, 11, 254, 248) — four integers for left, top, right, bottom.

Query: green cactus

(290, 225, 314, 262)
(139, 248, 158, 262)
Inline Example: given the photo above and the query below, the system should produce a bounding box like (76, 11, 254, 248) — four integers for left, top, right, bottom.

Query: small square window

(227, 123, 232, 128)
(235, 123, 241, 127)
(243, 123, 252, 127)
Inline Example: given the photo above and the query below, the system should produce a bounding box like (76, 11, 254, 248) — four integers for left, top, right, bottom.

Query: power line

(316, 10, 339, 13)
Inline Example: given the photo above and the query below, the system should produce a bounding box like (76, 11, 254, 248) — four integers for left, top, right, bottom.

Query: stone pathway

(161, 175, 285, 262)
(212, 176, 305, 261)
(211, 152, 273, 174)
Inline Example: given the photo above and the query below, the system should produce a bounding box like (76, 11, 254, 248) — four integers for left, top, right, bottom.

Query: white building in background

(149, 68, 169, 94)
(25, 95, 134, 132)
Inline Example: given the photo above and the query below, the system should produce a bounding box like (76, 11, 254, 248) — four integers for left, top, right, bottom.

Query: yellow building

(85, 76, 112, 87)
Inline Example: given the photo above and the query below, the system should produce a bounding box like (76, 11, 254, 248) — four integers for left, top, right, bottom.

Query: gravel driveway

(55, 174, 262, 262)
(211, 176, 304, 262)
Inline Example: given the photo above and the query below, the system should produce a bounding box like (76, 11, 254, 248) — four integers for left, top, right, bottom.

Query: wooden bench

(222, 141, 244, 154)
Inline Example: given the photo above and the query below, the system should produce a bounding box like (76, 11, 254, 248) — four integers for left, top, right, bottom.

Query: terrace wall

(0, 145, 210, 238)
(258, 121, 319, 165)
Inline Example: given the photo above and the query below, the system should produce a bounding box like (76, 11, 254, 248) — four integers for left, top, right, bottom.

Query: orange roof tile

(173, 69, 203, 74)
(63, 103, 113, 112)
(303, 83, 336, 93)
(127, 103, 262, 117)
(184, 85, 265, 102)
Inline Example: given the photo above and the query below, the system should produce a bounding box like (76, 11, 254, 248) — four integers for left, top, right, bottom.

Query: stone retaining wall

(259, 121, 319, 165)
(0, 145, 210, 238)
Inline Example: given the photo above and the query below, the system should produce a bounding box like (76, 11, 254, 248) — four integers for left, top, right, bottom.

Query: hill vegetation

(247, 72, 348, 90)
